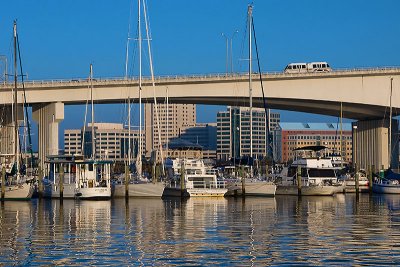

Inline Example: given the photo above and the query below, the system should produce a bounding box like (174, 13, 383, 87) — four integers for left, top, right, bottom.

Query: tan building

(145, 103, 196, 156)
(64, 123, 144, 161)
(276, 123, 352, 164)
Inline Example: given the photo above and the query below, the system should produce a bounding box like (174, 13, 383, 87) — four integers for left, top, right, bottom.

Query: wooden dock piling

(297, 165, 302, 196)
(369, 165, 374, 194)
(38, 166, 44, 198)
(1, 167, 5, 201)
(355, 163, 359, 194)
(125, 164, 129, 199)
(59, 164, 64, 200)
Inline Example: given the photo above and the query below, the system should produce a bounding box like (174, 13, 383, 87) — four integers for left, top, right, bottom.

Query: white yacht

(275, 146, 343, 196)
(43, 155, 112, 200)
(163, 158, 227, 197)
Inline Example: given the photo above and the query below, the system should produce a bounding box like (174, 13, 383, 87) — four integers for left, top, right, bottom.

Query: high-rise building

(64, 123, 144, 161)
(216, 107, 280, 161)
(145, 103, 196, 156)
(275, 122, 353, 163)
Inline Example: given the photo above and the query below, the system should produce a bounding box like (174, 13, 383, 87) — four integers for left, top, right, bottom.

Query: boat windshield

(308, 168, 336, 178)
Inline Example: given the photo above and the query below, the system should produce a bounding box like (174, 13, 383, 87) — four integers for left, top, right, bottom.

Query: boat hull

(77, 187, 111, 200)
(276, 185, 343, 196)
(43, 182, 77, 198)
(162, 186, 227, 197)
(113, 182, 165, 198)
(1, 183, 34, 200)
(373, 183, 400, 194)
(226, 181, 276, 197)
(162, 187, 189, 198)
(43, 179, 111, 199)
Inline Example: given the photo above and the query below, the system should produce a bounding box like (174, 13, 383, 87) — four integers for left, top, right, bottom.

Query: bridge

(1, 67, 400, 170)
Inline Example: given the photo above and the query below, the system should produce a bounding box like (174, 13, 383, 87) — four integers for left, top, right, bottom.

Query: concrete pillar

(353, 119, 399, 171)
(0, 105, 14, 156)
(32, 102, 64, 169)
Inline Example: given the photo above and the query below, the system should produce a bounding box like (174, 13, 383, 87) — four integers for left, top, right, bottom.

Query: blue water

(1, 194, 400, 266)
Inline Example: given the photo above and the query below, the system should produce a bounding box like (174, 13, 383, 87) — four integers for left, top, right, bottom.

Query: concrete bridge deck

(1, 67, 400, 120)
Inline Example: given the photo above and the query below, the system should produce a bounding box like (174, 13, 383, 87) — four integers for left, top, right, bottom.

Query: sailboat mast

(143, 0, 165, 174)
(126, 6, 132, 166)
(340, 102, 343, 168)
(13, 21, 19, 181)
(137, 0, 143, 177)
(90, 64, 95, 159)
(248, 5, 253, 176)
(389, 77, 393, 167)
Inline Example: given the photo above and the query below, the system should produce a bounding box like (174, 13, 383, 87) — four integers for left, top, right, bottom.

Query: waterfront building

(64, 123, 144, 161)
(179, 123, 217, 159)
(216, 107, 280, 161)
(145, 103, 196, 157)
(275, 122, 352, 163)
(164, 138, 203, 159)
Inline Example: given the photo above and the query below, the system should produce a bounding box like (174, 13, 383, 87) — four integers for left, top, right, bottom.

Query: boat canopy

(293, 145, 327, 152)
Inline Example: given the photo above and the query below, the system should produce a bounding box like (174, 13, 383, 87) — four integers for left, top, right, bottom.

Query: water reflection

(0, 195, 399, 265)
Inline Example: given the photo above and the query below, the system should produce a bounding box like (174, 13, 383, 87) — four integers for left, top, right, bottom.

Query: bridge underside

(131, 97, 399, 121)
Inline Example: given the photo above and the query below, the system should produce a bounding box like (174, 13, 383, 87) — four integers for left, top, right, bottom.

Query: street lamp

(221, 30, 239, 75)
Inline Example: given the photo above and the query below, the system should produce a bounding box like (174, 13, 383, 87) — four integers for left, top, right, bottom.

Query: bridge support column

(32, 102, 64, 169)
(353, 119, 398, 171)
(0, 106, 14, 156)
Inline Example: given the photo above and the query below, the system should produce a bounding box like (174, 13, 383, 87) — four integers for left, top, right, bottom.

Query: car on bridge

(284, 62, 332, 74)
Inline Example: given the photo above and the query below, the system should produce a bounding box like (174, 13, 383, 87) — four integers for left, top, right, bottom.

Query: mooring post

(59, 164, 64, 201)
(38, 166, 44, 198)
(124, 164, 129, 199)
(1, 167, 6, 201)
(355, 163, 359, 194)
(241, 165, 245, 196)
(369, 164, 374, 194)
(297, 165, 302, 196)
(180, 163, 185, 197)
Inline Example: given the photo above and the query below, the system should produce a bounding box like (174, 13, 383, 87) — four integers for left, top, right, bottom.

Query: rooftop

(278, 122, 352, 131)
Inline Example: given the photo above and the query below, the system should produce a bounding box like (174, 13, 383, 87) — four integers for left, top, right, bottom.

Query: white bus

(284, 62, 331, 74)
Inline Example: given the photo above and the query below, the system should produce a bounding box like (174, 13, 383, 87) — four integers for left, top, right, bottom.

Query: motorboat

(275, 146, 343, 196)
(43, 155, 112, 200)
(163, 158, 227, 197)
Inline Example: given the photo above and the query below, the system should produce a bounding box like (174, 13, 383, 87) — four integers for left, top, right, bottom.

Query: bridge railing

(1, 66, 400, 88)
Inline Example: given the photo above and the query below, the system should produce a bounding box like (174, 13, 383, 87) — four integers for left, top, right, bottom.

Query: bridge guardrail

(1, 66, 400, 88)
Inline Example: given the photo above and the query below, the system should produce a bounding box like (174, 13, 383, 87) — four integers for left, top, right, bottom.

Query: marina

(1, 195, 400, 265)
(1, 0, 400, 265)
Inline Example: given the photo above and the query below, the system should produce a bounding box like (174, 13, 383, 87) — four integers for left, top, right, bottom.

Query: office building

(216, 107, 280, 161)
(145, 103, 196, 157)
(64, 123, 144, 161)
(275, 122, 352, 163)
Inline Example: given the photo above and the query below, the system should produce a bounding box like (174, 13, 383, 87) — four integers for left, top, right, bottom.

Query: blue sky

(1, 0, 400, 147)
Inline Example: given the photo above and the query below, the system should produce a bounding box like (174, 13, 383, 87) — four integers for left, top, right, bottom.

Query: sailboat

(372, 77, 400, 194)
(43, 64, 112, 199)
(225, 5, 276, 197)
(113, 0, 165, 197)
(0, 21, 34, 200)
